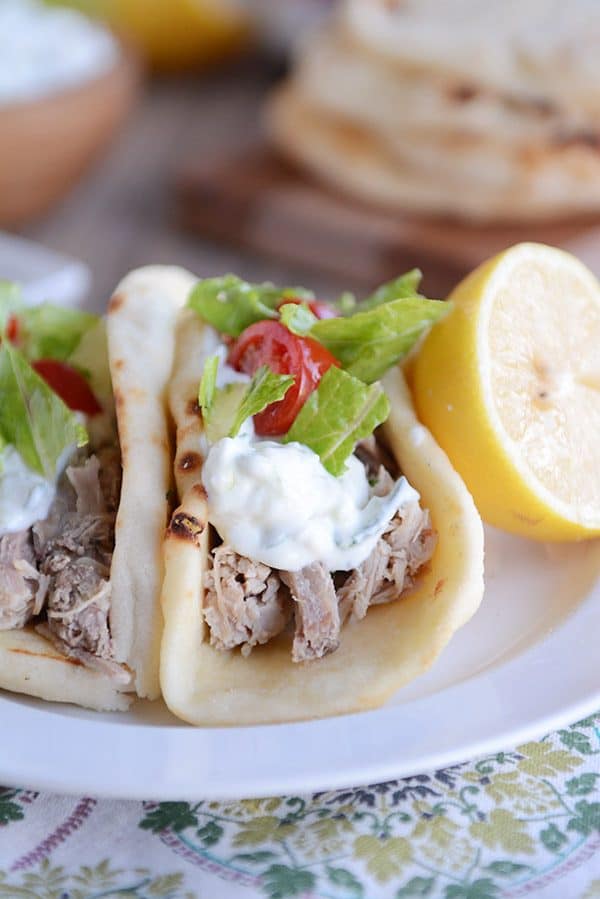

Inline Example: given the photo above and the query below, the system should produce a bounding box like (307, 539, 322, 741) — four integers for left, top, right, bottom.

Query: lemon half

(412, 242, 600, 541)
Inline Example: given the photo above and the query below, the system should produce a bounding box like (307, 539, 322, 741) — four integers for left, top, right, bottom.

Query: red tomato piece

(228, 320, 339, 435)
(6, 314, 20, 344)
(32, 359, 102, 416)
(277, 297, 338, 320)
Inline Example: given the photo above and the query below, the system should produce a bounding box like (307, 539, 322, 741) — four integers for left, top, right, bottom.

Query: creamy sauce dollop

(203, 435, 418, 572)
(0, 445, 59, 534)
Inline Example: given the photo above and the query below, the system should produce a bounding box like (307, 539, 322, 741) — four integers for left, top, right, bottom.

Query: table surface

(5, 66, 600, 899)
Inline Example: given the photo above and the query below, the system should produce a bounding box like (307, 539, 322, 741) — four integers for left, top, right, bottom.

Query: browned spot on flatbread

(114, 358, 124, 371)
(108, 292, 125, 314)
(186, 398, 202, 418)
(152, 434, 169, 451)
(114, 388, 125, 410)
(434, 578, 446, 596)
(192, 483, 207, 500)
(10, 647, 84, 666)
(449, 83, 478, 103)
(553, 129, 600, 151)
(168, 511, 205, 544)
(178, 451, 202, 473)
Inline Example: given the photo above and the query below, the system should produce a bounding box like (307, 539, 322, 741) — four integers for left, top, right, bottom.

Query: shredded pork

(0, 530, 48, 630)
(204, 545, 291, 655)
(0, 446, 122, 672)
(338, 502, 437, 625)
(203, 442, 437, 663)
(37, 453, 120, 663)
(280, 564, 340, 663)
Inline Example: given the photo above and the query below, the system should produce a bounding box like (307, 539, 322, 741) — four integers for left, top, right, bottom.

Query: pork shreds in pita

(158, 269, 484, 725)
(0, 267, 194, 710)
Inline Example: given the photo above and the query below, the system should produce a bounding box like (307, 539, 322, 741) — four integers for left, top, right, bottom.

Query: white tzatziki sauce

(0, 445, 59, 534)
(199, 326, 419, 572)
(0, 0, 118, 107)
(202, 437, 419, 572)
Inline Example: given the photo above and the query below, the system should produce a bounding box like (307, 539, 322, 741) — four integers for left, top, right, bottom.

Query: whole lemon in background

(412, 242, 600, 542)
(46, 0, 250, 70)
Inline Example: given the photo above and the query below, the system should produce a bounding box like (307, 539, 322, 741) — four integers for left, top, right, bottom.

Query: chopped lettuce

(310, 295, 449, 383)
(0, 282, 98, 360)
(188, 275, 314, 338)
(0, 343, 87, 478)
(284, 367, 390, 476)
(19, 304, 98, 362)
(198, 353, 219, 413)
(67, 318, 112, 408)
(188, 272, 447, 384)
(0, 281, 24, 333)
(331, 270, 423, 316)
(203, 383, 247, 444)
(198, 359, 293, 442)
(335, 290, 358, 315)
(190, 271, 449, 474)
(229, 365, 294, 437)
(360, 269, 424, 311)
(278, 301, 317, 336)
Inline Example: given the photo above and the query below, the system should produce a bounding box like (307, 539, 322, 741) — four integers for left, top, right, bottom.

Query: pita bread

(0, 265, 194, 710)
(106, 266, 197, 698)
(295, 30, 589, 147)
(159, 311, 484, 725)
(343, 0, 600, 118)
(267, 86, 600, 223)
(270, 2, 600, 223)
(0, 629, 131, 712)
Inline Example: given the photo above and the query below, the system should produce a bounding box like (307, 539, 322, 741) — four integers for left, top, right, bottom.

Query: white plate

(0, 230, 90, 306)
(1, 527, 599, 800)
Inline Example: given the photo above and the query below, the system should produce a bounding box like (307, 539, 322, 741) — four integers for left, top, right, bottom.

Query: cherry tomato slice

(32, 359, 102, 416)
(277, 297, 338, 320)
(228, 320, 339, 435)
(6, 314, 20, 344)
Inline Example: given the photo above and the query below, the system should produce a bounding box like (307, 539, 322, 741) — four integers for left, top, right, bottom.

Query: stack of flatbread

(267, 0, 600, 222)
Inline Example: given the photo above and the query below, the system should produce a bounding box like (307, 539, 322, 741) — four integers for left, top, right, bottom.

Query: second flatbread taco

(0, 266, 194, 709)
(158, 269, 485, 725)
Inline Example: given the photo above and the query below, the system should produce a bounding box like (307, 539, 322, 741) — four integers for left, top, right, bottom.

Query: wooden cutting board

(177, 145, 600, 295)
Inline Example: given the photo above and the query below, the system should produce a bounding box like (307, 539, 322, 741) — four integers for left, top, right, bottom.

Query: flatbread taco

(160, 270, 485, 724)
(0, 266, 195, 710)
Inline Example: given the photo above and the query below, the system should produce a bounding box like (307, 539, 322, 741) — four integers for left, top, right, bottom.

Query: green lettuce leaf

(67, 318, 111, 407)
(0, 343, 87, 478)
(360, 269, 423, 310)
(198, 353, 219, 412)
(204, 383, 246, 444)
(198, 360, 294, 442)
(188, 275, 314, 337)
(335, 290, 358, 315)
(331, 270, 423, 316)
(19, 304, 98, 361)
(230, 365, 294, 437)
(310, 295, 449, 383)
(284, 367, 390, 476)
(278, 302, 317, 336)
(0, 281, 24, 333)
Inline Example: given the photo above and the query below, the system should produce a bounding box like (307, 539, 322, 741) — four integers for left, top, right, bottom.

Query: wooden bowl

(0, 48, 140, 228)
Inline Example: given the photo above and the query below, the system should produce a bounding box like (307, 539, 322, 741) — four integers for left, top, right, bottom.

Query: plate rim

(1, 561, 599, 801)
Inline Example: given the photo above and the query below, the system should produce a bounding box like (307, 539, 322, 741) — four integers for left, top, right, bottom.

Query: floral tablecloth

(1, 714, 600, 899)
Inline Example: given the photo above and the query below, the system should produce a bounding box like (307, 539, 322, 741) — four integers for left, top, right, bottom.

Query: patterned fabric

(1, 714, 600, 899)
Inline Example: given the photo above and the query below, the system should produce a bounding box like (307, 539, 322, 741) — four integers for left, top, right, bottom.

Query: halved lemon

(412, 242, 600, 541)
